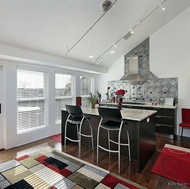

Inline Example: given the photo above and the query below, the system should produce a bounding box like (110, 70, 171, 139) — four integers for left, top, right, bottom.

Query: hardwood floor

(0, 136, 190, 189)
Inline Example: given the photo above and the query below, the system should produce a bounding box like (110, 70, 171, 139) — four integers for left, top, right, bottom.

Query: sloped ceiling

(0, 0, 189, 68)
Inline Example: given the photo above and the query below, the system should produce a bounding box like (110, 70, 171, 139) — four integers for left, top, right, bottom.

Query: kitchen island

(100, 102, 177, 138)
(61, 107, 157, 172)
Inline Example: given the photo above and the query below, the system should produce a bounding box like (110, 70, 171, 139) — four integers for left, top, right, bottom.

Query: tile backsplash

(107, 38, 178, 104)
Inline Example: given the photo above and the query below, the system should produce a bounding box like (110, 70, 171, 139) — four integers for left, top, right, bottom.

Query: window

(17, 69, 46, 133)
(55, 73, 73, 123)
(80, 76, 93, 107)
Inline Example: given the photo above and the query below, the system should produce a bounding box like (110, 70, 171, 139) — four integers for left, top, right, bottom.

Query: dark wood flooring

(0, 135, 190, 189)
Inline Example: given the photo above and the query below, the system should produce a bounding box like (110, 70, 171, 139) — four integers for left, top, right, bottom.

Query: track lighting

(159, 4, 165, 11)
(109, 50, 116, 54)
(88, 28, 94, 59)
(130, 29, 134, 34)
(102, 0, 112, 12)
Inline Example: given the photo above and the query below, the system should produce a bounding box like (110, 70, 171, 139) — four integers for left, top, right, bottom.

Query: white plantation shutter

(17, 69, 46, 133)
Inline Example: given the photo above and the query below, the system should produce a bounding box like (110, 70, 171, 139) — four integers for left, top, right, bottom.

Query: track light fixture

(114, 43, 117, 48)
(96, 0, 166, 63)
(130, 29, 134, 34)
(123, 30, 134, 40)
(109, 50, 116, 54)
(88, 28, 94, 59)
(159, 4, 165, 11)
(102, 0, 112, 12)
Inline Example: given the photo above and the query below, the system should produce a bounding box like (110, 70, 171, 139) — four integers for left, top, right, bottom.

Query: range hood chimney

(120, 56, 147, 82)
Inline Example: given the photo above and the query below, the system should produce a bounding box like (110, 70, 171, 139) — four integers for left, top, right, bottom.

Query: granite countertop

(102, 102, 177, 109)
(80, 107, 157, 121)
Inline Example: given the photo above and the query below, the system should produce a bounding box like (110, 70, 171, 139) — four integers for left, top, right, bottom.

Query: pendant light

(109, 6, 117, 54)
(88, 28, 94, 59)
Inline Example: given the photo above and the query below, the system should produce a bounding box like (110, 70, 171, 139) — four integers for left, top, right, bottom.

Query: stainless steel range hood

(120, 56, 147, 82)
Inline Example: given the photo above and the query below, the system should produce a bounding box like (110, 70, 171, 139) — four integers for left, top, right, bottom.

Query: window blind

(17, 69, 46, 133)
(55, 73, 73, 122)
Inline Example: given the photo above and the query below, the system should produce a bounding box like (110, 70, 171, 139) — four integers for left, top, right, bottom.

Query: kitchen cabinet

(145, 107, 177, 137)
(123, 104, 144, 109)
(100, 103, 177, 137)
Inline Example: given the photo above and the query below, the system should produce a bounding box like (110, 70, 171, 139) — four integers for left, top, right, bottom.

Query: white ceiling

(0, 0, 189, 68)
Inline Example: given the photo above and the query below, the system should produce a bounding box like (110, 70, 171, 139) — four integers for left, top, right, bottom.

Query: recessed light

(88, 55, 94, 59)
(109, 50, 116, 54)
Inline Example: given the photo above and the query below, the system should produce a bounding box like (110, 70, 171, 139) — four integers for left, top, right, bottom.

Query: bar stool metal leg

(87, 119, 94, 150)
(64, 117, 68, 152)
(126, 126, 131, 161)
(96, 121, 101, 165)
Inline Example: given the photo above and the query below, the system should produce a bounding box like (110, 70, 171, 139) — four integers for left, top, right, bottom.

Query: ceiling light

(102, 0, 112, 12)
(114, 43, 117, 48)
(88, 28, 94, 59)
(88, 55, 94, 59)
(130, 29, 134, 34)
(159, 4, 165, 11)
(109, 50, 116, 54)
(123, 30, 133, 40)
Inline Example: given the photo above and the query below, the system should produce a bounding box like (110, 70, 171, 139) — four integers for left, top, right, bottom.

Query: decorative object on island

(97, 91, 102, 103)
(115, 89, 126, 110)
(105, 86, 110, 100)
(88, 92, 98, 108)
(76, 96, 82, 106)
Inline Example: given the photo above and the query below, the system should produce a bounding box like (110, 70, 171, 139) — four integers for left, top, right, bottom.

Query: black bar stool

(97, 107, 131, 173)
(64, 105, 94, 157)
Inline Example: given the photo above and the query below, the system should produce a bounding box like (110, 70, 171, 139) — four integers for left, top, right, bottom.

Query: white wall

(150, 6, 190, 136)
(97, 57, 124, 100)
(0, 59, 99, 149)
(97, 7, 190, 136)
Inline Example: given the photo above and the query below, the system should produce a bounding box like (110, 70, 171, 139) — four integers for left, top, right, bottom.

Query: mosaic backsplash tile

(108, 38, 178, 104)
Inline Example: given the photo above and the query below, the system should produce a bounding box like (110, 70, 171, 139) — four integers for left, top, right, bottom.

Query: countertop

(101, 102, 177, 109)
(62, 107, 157, 122)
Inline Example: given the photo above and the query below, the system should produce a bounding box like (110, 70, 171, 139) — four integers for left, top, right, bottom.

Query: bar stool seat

(97, 107, 131, 173)
(64, 105, 94, 157)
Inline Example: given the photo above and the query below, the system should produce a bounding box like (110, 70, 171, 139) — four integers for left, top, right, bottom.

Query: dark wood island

(61, 107, 157, 172)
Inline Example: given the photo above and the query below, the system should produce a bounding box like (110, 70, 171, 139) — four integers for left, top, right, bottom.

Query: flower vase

(91, 103, 95, 109)
(118, 98, 123, 110)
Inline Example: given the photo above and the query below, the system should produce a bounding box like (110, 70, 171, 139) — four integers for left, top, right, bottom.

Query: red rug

(49, 134, 61, 142)
(151, 144, 190, 186)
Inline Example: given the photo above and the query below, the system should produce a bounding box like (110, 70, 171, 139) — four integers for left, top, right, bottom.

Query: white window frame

(80, 76, 95, 107)
(55, 73, 75, 124)
(17, 67, 48, 134)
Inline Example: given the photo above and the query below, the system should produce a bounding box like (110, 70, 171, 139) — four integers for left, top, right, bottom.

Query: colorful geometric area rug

(0, 147, 146, 189)
(151, 144, 190, 186)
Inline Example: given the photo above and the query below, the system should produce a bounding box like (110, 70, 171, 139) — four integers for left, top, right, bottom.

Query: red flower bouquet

(115, 89, 126, 97)
(115, 89, 126, 110)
